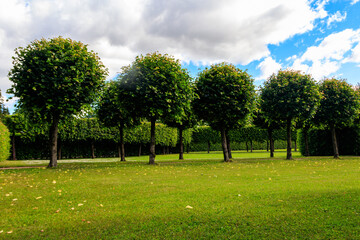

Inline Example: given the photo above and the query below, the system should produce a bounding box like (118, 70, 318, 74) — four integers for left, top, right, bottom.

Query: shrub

(0, 121, 10, 161)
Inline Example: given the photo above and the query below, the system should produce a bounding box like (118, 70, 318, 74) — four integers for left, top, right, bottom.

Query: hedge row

(298, 127, 360, 156)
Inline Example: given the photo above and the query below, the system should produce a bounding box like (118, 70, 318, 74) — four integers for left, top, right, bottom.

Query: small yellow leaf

(78, 203, 83, 206)
(185, 205, 193, 209)
(36, 196, 42, 200)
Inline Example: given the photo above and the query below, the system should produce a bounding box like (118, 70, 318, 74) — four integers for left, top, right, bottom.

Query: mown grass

(1, 152, 360, 239)
(0, 149, 301, 168)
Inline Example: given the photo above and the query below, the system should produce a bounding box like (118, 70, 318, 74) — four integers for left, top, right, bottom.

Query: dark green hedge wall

(298, 127, 360, 156)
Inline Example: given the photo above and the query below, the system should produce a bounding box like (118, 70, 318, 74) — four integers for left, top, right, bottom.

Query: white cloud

(291, 28, 360, 79)
(0, 0, 328, 99)
(256, 57, 282, 80)
(327, 11, 347, 27)
(351, 0, 360, 5)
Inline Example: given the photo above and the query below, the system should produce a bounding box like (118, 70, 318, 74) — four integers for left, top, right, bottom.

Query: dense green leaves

(193, 63, 255, 131)
(0, 121, 10, 161)
(7, 37, 108, 121)
(315, 78, 360, 128)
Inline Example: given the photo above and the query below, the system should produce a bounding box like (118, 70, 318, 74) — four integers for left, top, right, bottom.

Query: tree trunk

(48, 116, 59, 168)
(119, 125, 125, 161)
(57, 139, 62, 160)
(331, 125, 339, 159)
(221, 129, 230, 162)
(179, 128, 184, 160)
(91, 141, 95, 159)
(225, 131, 232, 159)
(11, 133, 16, 160)
(304, 127, 310, 157)
(207, 141, 210, 153)
(149, 118, 156, 164)
(286, 118, 293, 160)
(268, 128, 274, 158)
(138, 144, 142, 156)
(250, 140, 253, 153)
(246, 142, 249, 152)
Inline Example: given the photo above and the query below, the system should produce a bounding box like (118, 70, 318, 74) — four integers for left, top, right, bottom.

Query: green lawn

(1, 151, 360, 239)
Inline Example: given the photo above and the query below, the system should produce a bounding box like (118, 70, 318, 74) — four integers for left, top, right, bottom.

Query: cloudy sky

(1, 0, 360, 111)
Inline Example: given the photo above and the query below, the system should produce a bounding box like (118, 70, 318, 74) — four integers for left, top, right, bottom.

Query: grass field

(1, 150, 360, 239)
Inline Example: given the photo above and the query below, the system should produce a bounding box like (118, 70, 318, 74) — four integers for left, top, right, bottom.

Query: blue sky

(1, 0, 360, 112)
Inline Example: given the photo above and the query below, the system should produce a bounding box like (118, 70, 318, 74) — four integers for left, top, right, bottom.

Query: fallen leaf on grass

(7, 231, 12, 234)
(0, 230, 3, 233)
(36, 196, 42, 200)
(185, 205, 193, 209)
(78, 203, 83, 206)
(52, 180, 56, 184)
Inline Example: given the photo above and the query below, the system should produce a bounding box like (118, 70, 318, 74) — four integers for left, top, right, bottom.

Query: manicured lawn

(0, 149, 301, 168)
(1, 152, 360, 239)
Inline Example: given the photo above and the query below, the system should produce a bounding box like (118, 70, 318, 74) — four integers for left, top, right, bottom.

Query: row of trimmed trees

(7, 36, 360, 167)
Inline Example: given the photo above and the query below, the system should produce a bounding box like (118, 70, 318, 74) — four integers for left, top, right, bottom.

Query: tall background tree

(7, 37, 107, 167)
(163, 82, 197, 160)
(97, 80, 139, 161)
(121, 52, 192, 164)
(315, 78, 360, 158)
(260, 70, 320, 160)
(193, 63, 255, 162)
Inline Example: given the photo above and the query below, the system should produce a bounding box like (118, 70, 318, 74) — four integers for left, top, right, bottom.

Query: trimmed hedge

(0, 121, 10, 161)
(298, 127, 360, 156)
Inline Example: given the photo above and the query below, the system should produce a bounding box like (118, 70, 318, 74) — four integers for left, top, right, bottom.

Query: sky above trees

(1, 0, 360, 111)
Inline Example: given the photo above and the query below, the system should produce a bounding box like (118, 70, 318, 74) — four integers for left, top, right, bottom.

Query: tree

(0, 90, 9, 120)
(97, 81, 139, 161)
(260, 70, 320, 160)
(163, 83, 197, 160)
(121, 52, 192, 164)
(7, 37, 107, 167)
(193, 63, 255, 162)
(315, 78, 360, 158)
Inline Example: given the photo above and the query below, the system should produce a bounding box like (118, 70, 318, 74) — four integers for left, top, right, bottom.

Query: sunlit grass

(1, 152, 360, 239)
(0, 149, 301, 168)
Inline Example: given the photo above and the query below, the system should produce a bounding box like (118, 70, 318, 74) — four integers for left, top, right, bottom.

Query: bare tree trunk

(268, 128, 274, 158)
(138, 144, 142, 156)
(225, 131, 232, 159)
(119, 125, 125, 161)
(331, 125, 339, 159)
(11, 133, 16, 160)
(221, 129, 230, 162)
(91, 141, 95, 159)
(286, 118, 293, 160)
(207, 141, 210, 153)
(57, 139, 62, 160)
(48, 116, 59, 168)
(179, 128, 184, 160)
(304, 127, 310, 157)
(149, 118, 156, 164)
